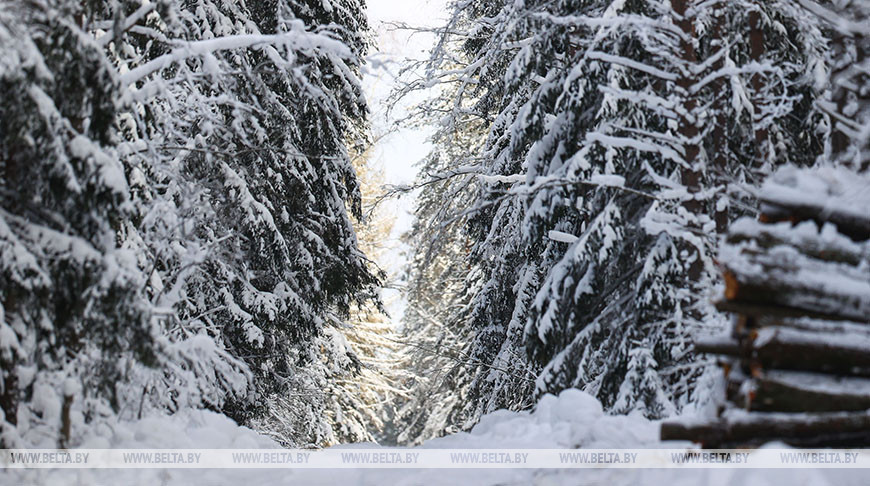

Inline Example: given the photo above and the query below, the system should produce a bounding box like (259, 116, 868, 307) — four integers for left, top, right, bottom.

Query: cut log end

(723, 270, 739, 300)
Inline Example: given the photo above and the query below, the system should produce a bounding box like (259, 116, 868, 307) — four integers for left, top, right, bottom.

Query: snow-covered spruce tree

(91, 0, 382, 445)
(798, 0, 870, 171)
(402, 0, 827, 436)
(396, 132, 503, 445)
(395, 1, 543, 442)
(0, 0, 159, 447)
(258, 145, 408, 445)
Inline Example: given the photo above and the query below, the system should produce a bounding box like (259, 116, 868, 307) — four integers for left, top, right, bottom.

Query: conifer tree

(102, 0, 380, 445)
(798, 0, 870, 171)
(401, 0, 828, 442)
(0, 0, 158, 447)
(2, 0, 382, 447)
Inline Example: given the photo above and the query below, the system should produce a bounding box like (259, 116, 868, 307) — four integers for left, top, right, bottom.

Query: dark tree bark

(662, 411, 870, 447)
(749, 8, 769, 165)
(695, 330, 870, 376)
(741, 373, 870, 413)
(673, 0, 703, 281)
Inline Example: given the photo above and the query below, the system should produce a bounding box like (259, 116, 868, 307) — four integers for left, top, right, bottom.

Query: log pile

(661, 167, 870, 447)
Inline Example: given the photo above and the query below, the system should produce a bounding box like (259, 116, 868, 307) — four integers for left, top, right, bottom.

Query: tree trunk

(662, 411, 870, 447)
(746, 372, 870, 413)
(749, 8, 768, 166)
(727, 221, 868, 266)
(695, 329, 870, 376)
(673, 0, 704, 282)
(760, 200, 870, 242)
(721, 249, 870, 323)
(710, 5, 729, 233)
(716, 299, 869, 324)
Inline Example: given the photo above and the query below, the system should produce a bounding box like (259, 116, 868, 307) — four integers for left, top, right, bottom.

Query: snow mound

(425, 389, 657, 450)
(78, 408, 279, 450)
(2, 390, 865, 486)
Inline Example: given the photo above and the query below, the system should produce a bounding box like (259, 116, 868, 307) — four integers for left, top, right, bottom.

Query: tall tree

(400, 0, 827, 442)
(0, 0, 158, 447)
(798, 0, 870, 171)
(2, 0, 382, 447)
(101, 0, 381, 445)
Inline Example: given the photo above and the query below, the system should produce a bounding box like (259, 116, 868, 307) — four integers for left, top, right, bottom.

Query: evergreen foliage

(399, 0, 829, 442)
(0, 0, 380, 448)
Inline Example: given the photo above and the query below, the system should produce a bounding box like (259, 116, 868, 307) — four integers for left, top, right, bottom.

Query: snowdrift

(2, 390, 863, 485)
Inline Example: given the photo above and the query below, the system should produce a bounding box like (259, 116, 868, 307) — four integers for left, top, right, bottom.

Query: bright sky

(363, 0, 449, 185)
(362, 0, 449, 324)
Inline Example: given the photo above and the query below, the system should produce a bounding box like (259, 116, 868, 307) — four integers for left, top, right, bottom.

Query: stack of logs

(661, 167, 870, 447)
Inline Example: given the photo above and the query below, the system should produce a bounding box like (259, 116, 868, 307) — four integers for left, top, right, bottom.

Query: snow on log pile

(662, 166, 870, 447)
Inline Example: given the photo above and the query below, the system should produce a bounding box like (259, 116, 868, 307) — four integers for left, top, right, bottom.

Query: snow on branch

(586, 132, 684, 165)
(120, 30, 350, 86)
(382, 165, 483, 194)
(794, 0, 870, 35)
(531, 12, 687, 42)
(547, 230, 579, 244)
(586, 51, 678, 81)
(93, 2, 157, 47)
(689, 62, 780, 95)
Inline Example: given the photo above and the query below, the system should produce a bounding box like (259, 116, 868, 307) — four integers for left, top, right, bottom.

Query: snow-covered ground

(3, 389, 865, 486)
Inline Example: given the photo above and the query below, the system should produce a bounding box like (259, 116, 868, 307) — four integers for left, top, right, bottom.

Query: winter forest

(2, 0, 870, 483)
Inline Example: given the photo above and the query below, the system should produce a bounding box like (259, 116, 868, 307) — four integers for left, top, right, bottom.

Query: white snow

(585, 51, 678, 81)
(589, 174, 626, 188)
(4, 389, 865, 485)
(547, 230, 579, 244)
(759, 165, 870, 222)
(764, 370, 870, 397)
(120, 29, 350, 86)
